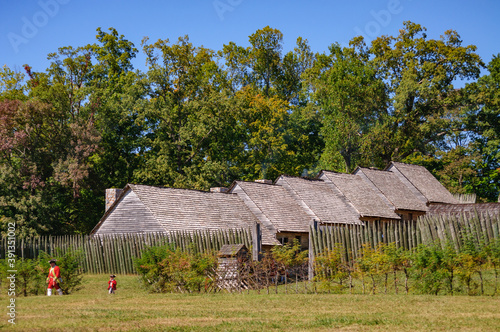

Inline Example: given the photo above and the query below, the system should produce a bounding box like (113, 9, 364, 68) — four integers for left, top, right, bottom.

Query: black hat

(110, 274, 116, 278)
(49, 259, 56, 264)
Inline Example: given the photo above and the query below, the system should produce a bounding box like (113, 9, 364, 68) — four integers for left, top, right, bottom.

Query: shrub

(314, 245, 350, 293)
(134, 244, 217, 293)
(411, 243, 458, 295)
(37, 248, 85, 295)
(272, 239, 308, 293)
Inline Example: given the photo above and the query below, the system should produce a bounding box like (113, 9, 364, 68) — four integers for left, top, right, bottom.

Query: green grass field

(2, 274, 500, 331)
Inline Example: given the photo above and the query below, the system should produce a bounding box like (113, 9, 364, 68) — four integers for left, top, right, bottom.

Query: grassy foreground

(2, 274, 500, 331)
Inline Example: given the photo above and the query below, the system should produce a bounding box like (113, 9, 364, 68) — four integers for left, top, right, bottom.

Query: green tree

(221, 28, 321, 179)
(305, 40, 387, 172)
(87, 27, 144, 191)
(370, 21, 483, 163)
(0, 97, 98, 235)
(135, 36, 243, 189)
(0, 65, 26, 101)
(248, 26, 283, 97)
(462, 54, 500, 201)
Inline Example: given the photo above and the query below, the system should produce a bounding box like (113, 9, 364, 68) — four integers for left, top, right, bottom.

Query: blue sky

(1, 0, 499, 80)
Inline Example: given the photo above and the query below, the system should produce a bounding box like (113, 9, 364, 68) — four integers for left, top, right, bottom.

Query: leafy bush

(32, 248, 84, 295)
(45, 248, 85, 294)
(314, 245, 350, 293)
(134, 244, 217, 293)
(271, 239, 308, 293)
(409, 242, 460, 295)
(17, 258, 43, 296)
(0, 247, 84, 296)
(485, 238, 500, 295)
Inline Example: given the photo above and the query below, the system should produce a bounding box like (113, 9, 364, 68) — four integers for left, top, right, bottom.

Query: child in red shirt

(108, 274, 117, 294)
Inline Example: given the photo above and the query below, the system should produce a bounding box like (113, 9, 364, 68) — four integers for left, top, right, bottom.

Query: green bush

(0, 247, 84, 296)
(314, 245, 350, 293)
(42, 248, 85, 294)
(134, 244, 217, 293)
(32, 248, 84, 295)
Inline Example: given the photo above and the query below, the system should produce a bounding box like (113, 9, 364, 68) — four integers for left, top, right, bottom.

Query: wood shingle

(92, 184, 278, 246)
(427, 203, 500, 216)
(353, 167, 427, 213)
(385, 162, 458, 205)
(276, 175, 363, 225)
(318, 171, 401, 220)
(229, 181, 312, 233)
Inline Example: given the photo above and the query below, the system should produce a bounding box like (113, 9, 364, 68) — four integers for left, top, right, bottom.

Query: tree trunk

(404, 268, 409, 294)
(393, 270, 398, 294)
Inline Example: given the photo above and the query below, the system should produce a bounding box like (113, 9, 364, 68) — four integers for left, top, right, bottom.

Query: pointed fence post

(309, 219, 319, 281)
(252, 223, 262, 261)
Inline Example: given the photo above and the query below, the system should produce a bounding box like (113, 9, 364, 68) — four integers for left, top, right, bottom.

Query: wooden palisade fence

(309, 219, 421, 263)
(0, 229, 253, 275)
(2, 211, 499, 276)
(310, 211, 500, 261)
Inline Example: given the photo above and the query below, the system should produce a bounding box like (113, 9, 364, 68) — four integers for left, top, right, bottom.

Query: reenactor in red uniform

(108, 274, 117, 294)
(47, 259, 63, 296)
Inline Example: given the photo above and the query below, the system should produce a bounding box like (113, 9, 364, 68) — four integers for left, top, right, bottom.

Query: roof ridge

(281, 174, 324, 182)
(132, 183, 234, 195)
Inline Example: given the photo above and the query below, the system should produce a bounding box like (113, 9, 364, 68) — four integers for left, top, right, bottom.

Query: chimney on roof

(105, 188, 123, 212)
(210, 187, 228, 193)
(255, 179, 273, 184)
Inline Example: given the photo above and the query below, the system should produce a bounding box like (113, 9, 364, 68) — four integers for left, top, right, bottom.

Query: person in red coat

(47, 259, 63, 296)
(108, 274, 117, 294)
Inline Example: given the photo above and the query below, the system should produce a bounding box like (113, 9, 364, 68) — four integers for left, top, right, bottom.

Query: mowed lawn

(3, 274, 500, 331)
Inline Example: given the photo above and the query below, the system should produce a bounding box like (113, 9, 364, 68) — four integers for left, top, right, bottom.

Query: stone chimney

(105, 188, 123, 212)
(255, 179, 273, 184)
(210, 187, 228, 193)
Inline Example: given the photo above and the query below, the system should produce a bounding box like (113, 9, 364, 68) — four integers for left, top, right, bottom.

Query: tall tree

(460, 54, 500, 201)
(221, 28, 321, 178)
(370, 21, 483, 162)
(87, 27, 143, 190)
(304, 39, 387, 172)
(248, 26, 283, 97)
(135, 36, 245, 189)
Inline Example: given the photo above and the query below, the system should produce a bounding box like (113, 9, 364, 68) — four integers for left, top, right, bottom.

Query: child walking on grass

(108, 275, 117, 294)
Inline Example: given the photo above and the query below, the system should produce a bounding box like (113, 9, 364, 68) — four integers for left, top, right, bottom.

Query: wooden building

(91, 184, 278, 247)
(426, 202, 500, 217)
(275, 175, 363, 226)
(385, 161, 459, 205)
(318, 171, 401, 222)
(353, 167, 427, 221)
(228, 180, 312, 251)
(92, 162, 480, 252)
(217, 244, 249, 291)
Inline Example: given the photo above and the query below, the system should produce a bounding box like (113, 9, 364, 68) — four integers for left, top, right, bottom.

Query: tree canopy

(1, 22, 498, 236)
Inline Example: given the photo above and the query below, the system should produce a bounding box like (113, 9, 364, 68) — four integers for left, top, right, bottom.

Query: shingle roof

(427, 203, 500, 216)
(386, 162, 458, 204)
(354, 167, 427, 212)
(218, 244, 248, 257)
(276, 176, 363, 225)
(319, 171, 401, 220)
(128, 184, 277, 246)
(230, 181, 311, 233)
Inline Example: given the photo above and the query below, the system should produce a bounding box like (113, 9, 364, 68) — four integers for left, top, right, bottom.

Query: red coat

(108, 279, 117, 290)
(47, 265, 61, 289)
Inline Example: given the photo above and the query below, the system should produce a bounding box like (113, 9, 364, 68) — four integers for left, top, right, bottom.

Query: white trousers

(47, 288, 63, 296)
